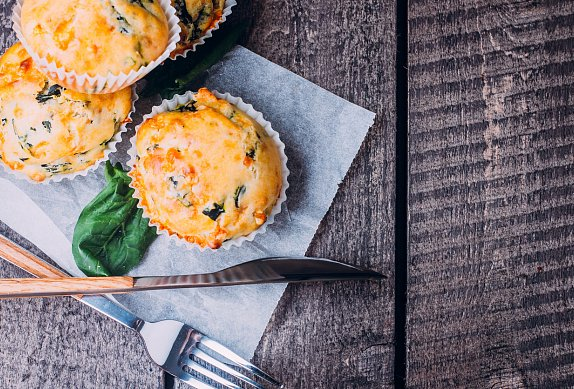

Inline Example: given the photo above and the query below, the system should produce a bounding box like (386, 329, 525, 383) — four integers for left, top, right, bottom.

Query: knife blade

(0, 256, 385, 298)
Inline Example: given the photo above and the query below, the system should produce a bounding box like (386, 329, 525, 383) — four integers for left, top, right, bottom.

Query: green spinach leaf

(233, 185, 246, 208)
(72, 161, 157, 276)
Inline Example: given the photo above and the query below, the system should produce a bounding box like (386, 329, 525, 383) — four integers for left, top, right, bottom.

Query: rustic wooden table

(0, 0, 572, 388)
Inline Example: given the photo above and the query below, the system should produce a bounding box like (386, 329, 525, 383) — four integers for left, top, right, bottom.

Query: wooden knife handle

(0, 277, 134, 298)
(0, 234, 131, 299)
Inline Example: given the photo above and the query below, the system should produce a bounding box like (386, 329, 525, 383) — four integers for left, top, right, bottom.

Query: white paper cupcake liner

(12, 0, 181, 94)
(0, 86, 139, 185)
(170, 0, 237, 60)
(127, 90, 290, 251)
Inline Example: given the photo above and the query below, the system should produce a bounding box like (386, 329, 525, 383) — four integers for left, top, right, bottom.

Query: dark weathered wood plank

(408, 0, 574, 387)
(245, 0, 396, 387)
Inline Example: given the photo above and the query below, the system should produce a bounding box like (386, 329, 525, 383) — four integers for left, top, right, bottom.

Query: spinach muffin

(172, 0, 225, 56)
(20, 0, 170, 77)
(130, 88, 283, 249)
(0, 43, 132, 182)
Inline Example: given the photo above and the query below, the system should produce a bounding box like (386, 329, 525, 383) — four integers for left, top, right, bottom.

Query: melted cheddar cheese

(131, 88, 283, 249)
(21, 0, 169, 76)
(171, 0, 225, 56)
(0, 43, 132, 182)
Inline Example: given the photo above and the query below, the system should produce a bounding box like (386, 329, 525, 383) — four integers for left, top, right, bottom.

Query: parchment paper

(0, 46, 375, 358)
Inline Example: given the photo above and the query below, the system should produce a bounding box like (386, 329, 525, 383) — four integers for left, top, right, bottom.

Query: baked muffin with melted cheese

(0, 43, 132, 182)
(172, 0, 225, 56)
(21, 0, 169, 77)
(130, 88, 283, 249)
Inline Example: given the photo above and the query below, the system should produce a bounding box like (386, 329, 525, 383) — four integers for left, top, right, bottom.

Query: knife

(0, 237, 384, 298)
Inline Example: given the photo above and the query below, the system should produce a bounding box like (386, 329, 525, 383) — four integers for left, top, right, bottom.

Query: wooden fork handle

(0, 234, 69, 279)
(0, 277, 134, 298)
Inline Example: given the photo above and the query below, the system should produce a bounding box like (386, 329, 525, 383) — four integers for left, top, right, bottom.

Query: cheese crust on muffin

(131, 88, 283, 249)
(0, 43, 132, 182)
(172, 0, 225, 56)
(21, 0, 169, 76)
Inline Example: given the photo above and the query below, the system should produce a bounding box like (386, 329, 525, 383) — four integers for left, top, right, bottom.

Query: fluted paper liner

(12, 0, 181, 94)
(127, 90, 290, 251)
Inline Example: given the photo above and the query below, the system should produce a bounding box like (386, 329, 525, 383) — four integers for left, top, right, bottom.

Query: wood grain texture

(244, 0, 396, 387)
(0, 277, 134, 299)
(408, 0, 574, 387)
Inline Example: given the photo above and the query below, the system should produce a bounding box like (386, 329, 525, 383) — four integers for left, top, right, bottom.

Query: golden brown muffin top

(0, 43, 132, 182)
(130, 88, 283, 249)
(21, 0, 169, 76)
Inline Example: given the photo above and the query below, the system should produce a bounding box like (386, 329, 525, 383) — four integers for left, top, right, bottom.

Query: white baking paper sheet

(0, 46, 375, 359)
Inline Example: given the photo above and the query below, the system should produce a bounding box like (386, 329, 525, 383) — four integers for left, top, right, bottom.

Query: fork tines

(178, 336, 282, 389)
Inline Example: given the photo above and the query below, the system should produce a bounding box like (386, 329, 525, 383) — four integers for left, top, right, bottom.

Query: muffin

(130, 88, 284, 249)
(0, 43, 133, 182)
(172, 0, 225, 56)
(20, 0, 170, 77)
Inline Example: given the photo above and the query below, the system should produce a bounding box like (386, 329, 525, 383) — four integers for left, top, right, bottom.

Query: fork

(0, 234, 282, 388)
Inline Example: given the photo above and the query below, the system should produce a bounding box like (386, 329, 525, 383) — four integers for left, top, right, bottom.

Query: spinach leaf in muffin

(233, 185, 246, 208)
(41, 162, 72, 174)
(12, 119, 34, 153)
(128, 0, 148, 7)
(176, 100, 197, 112)
(174, 0, 194, 26)
(36, 82, 62, 103)
(42, 120, 52, 133)
(72, 161, 157, 276)
(111, 5, 132, 34)
(203, 202, 225, 221)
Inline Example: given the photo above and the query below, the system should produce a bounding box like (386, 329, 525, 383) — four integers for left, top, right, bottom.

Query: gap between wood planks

(163, 371, 175, 388)
(394, 0, 409, 387)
